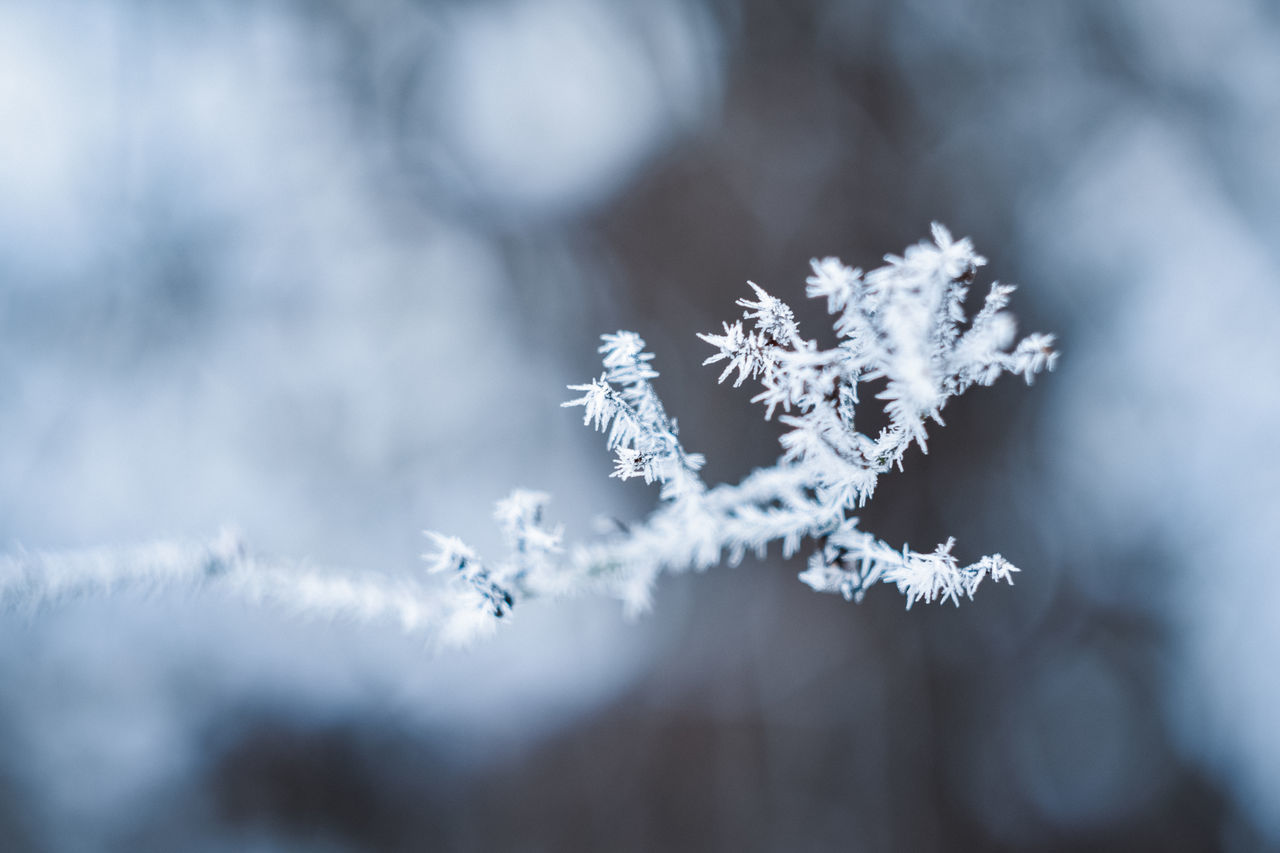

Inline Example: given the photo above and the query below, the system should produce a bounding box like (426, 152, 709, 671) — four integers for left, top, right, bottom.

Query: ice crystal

(0, 225, 1054, 646)
(446, 223, 1055, 627)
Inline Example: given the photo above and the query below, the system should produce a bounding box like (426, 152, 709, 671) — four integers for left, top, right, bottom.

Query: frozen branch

(3, 225, 1055, 647)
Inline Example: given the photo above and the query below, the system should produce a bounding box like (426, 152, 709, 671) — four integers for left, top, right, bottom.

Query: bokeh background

(2, 0, 1279, 850)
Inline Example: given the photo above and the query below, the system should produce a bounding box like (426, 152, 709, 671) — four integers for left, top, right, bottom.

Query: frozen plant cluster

(0, 226, 1053, 647)
(426, 224, 1056, 638)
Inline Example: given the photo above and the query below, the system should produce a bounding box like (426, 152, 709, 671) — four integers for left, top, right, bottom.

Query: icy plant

(0, 225, 1053, 647)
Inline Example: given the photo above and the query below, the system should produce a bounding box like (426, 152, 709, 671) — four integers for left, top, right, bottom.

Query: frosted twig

(2, 226, 1055, 646)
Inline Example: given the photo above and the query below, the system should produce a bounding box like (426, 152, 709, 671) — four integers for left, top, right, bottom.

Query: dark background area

(2, 0, 1278, 850)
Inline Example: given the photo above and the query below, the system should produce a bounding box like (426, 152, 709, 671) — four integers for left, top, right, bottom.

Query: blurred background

(1, 0, 1278, 849)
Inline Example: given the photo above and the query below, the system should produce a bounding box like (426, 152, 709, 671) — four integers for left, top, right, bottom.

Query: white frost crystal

(1, 226, 1054, 646)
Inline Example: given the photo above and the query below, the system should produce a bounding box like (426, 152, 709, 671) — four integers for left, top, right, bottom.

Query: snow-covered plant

(0, 225, 1054, 647)
(427, 223, 1055, 630)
